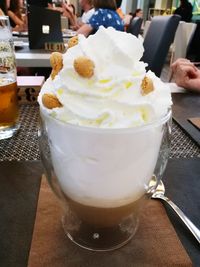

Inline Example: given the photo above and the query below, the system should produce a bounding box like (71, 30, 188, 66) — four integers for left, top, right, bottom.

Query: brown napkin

(188, 117, 200, 130)
(28, 177, 192, 267)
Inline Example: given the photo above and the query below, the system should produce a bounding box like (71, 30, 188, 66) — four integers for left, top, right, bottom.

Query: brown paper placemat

(188, 117, 200, 131)
(28, 178, 192, 267)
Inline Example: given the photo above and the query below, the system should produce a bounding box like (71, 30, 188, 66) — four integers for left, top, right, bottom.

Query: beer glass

(0, 16, 20, 140)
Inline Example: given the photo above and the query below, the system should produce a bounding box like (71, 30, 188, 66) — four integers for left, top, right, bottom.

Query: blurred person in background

(19, 0, 26, 12)
(116, 0, 139, 31)
(116, 0, 124, 19)
(79, 0, 94, 24)
(0, 0, 26, 31)
(174, 0, 193, 22)
(62, 0, 94, 30)
(61, 2, 77, 28)
(77, 0, 124, 36)
(130, 8, 143, 19)
(7, 0, 27, 31)
(171, 58, 200, 92)
(126, 8, 144, 34)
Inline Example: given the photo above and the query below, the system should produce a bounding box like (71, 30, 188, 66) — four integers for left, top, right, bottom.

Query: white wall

(121, 0, 133, 13)
(155, 0, 169, 9)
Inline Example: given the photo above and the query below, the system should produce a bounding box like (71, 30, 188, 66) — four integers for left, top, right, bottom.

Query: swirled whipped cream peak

(38, 26, 172, 128)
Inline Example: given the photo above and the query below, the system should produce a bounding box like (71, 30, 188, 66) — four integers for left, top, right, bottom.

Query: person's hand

(48, 3, 64, 13)
(62, 3, 73, 16)
(47, 3, 53, 9)
(62, 3, 77, 26)
(171, 58, 200, 92)
(70, 24, 79, 31)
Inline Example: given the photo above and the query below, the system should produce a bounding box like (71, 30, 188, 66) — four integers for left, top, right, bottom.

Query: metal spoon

(151, 179, 200, 244)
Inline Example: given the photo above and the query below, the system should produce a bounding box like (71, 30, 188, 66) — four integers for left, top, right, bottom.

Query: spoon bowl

(149, 177, 200, 244)
(152, 180, 166, 199)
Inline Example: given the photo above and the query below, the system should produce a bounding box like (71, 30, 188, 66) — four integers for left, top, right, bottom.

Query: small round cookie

(50, 52, 63, 80)
(141, 76, 154, 95)
(68, 36, 78, 48)
(74, 56, 95, 78)
(42, 93, 62, 109)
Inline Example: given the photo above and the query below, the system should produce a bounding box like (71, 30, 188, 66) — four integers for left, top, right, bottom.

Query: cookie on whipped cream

(50, 52, 63, 80)
(68, 36, 79, 48)
(42, 93, 62, 109)
(141, 76, 154, 95)
(74, 56, 95, 78)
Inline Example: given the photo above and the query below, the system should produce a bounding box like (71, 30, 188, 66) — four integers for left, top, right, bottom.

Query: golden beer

(0, 16, 20, 139)
(0, 80, 19, 127)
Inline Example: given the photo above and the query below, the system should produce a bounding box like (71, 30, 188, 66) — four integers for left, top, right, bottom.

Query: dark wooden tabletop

(0, 161, 43, 267)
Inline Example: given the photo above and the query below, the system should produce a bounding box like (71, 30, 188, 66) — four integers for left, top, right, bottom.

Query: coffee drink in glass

(38, 27, 172, 251)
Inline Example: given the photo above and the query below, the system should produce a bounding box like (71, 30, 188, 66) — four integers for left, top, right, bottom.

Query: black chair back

(141, 15, 180, 77)
(127, 17, 143, 37)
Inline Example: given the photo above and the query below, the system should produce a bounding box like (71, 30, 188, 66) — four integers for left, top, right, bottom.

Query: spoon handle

(161, 195, 200, 244)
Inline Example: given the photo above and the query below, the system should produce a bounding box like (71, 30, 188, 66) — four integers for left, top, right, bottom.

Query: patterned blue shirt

(88, 8, 124, 32)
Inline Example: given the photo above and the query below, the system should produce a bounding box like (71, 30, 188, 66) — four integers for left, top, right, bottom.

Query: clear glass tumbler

(0, 16, 20, 140)
(39, 109, 171, 251)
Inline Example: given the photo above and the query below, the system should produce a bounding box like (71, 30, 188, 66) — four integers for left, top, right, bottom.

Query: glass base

(0, 123, 20, 140)
(62, 213, 139, 251)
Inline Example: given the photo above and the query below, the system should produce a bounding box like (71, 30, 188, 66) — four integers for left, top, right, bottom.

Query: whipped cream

(38, 26, 172, 129)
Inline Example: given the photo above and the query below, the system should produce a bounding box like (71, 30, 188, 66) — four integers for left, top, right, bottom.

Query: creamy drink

(38, 27, 172, 250)
(42, 113, 165, 228)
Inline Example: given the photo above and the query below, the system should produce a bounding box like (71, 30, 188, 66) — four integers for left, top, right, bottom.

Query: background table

(14, 36, 70, 67)
(15, 43, 52, 68)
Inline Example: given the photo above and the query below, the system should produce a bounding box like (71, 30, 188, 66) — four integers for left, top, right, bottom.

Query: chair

(186, 20, 200, 62)
(143, 20, 151, 38)
(141, 15, 180, 77)
(171, 21, 197, 63)
(168, 21, 196, 81)
(127, 17, 143, 37)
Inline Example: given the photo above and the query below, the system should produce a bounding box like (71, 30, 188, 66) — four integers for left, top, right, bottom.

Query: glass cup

(38, 109, 171, 251)
(0, 16, 20, 140)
